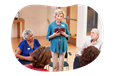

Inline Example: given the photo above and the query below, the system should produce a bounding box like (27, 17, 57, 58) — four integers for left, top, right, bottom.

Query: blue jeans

(73, 56, 80, 69)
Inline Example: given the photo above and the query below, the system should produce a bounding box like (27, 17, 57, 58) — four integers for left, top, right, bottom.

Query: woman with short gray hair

(15, 29, 41, 65)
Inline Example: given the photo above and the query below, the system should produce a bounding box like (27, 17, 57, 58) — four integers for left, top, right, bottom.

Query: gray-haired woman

(15, 29, 41, 65)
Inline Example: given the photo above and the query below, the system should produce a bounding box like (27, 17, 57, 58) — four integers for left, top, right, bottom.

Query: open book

(54, 28, 65, 33)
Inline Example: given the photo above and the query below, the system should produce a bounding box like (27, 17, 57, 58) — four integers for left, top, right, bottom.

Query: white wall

(98, 15, 104, 41)
(77, 5, 89, 48)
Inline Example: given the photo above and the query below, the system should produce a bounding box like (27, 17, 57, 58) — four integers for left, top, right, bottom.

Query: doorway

(59, 5, 78, 46)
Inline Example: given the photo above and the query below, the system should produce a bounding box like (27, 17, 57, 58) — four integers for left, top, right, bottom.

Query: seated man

(23, 46, 51, 72)
(73, 28, 103, 69)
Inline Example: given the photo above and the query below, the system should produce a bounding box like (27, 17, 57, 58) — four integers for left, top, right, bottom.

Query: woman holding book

(46, 9, 70, 71)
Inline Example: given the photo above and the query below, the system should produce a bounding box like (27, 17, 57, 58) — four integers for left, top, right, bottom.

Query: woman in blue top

(15, 29, 41, 65)
(46, 9, 70, 71)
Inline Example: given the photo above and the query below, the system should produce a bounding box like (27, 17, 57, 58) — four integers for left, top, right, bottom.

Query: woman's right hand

(15, 47, 32, 61)
(53, 31, 60, 36)
(49, 31, 60, 40)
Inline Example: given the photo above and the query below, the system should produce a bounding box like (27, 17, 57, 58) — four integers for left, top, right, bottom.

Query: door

(59, 5, 77, 45)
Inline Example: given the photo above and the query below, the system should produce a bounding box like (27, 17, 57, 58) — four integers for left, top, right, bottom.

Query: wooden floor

(11, 36, 79, 72)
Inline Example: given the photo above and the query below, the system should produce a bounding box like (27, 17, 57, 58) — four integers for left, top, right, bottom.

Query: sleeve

(65, 23, 70, 40)
(76, 42, 87, 55)
(46, 24, 51, 41)
(35, 39, 41, 47)
(18, 41, 24, 52)
(99, 43, 103, 54)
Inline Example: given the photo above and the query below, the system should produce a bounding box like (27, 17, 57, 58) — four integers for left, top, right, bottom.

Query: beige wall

(5, 5, 53, 38)
(23, 5, 47, 36)
(47, 6, 51, 26)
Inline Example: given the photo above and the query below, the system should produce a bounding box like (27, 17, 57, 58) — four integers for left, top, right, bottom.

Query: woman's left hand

(61, 31, 68, 38)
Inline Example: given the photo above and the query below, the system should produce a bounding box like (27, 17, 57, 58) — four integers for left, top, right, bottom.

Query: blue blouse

(18, 39, 41, 64)
(46, 20, 70, 53)
(57, 24, 61, 45)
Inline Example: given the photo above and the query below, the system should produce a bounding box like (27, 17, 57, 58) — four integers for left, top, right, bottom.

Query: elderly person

(15, 29, 41, 65)
(73, 28, 102, 69)
(46, 9, 70, 71)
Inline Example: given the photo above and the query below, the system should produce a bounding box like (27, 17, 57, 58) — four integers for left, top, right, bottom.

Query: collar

(54, 20, 62, 24)
(90, 38, 99, 44)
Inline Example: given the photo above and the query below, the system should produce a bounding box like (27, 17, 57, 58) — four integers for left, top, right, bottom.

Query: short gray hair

(22, 29, 33, 39)
(91, 28, 99, 34)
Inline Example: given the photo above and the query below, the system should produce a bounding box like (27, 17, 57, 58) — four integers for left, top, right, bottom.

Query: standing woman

(46, 9, 70, 71)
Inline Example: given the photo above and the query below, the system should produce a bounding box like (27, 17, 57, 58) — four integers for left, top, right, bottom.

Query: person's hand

(25, 56, 32, 61)
(61, 31, 68, 37)
(75, 54, 80, 57)
(53, 31, 60, 36)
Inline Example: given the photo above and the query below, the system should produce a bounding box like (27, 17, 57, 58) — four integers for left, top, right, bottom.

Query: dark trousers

(73, 56, 80, 69)
(73, 56, 98, 72)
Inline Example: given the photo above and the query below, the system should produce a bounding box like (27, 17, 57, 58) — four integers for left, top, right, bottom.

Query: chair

(47, 47, 72, 71)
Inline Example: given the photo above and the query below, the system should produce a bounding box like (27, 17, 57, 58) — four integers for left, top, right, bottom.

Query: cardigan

(46, 20, 70, 53)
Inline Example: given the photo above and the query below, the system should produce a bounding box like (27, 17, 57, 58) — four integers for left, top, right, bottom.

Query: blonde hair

(54, 9, 65, 18)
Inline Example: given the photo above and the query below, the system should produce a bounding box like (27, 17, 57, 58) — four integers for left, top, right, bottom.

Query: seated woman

(73, 46, 100, 69)
(24, 46, 51, 72)
(15, 29, 41, 65)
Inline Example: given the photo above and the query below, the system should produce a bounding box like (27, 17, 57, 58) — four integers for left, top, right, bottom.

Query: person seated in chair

(73, 28, 102, 69)
(24, 46, 51, 72)
(15, 29, 41, 65)
(73, 46, 100, 69)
